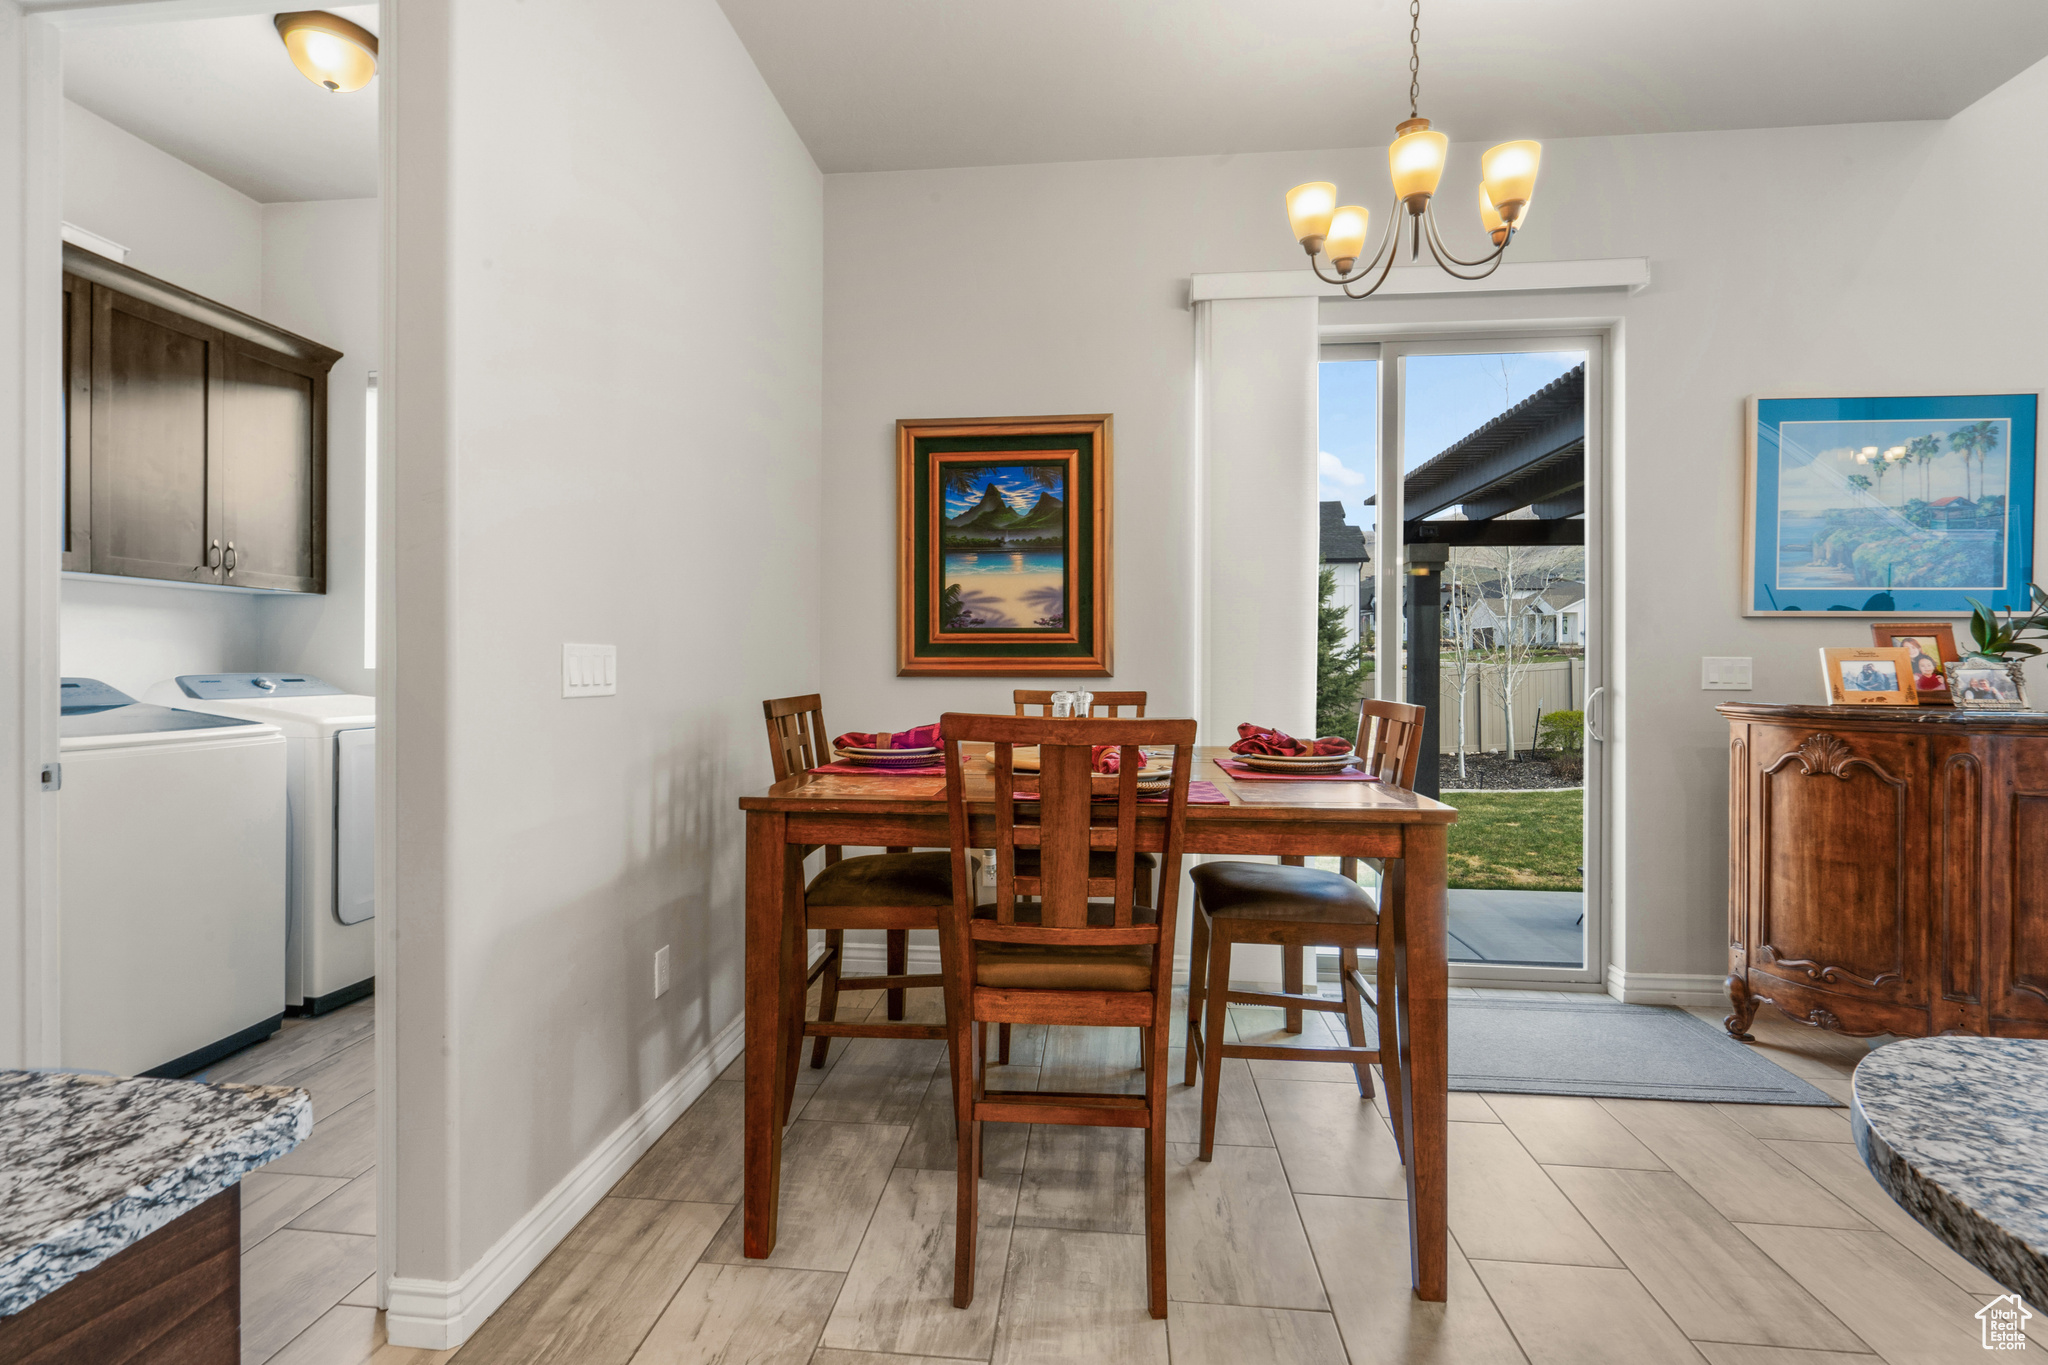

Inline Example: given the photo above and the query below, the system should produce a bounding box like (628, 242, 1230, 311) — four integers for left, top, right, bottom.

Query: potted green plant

(1966, 583, 2048, 662)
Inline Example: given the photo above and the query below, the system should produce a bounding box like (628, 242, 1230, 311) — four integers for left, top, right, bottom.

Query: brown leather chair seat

(805, 851, 958, 907)
(971, 901, 1157, 990)
(1012, 848, 1157, 878)
(1189, 861, 1377, 924)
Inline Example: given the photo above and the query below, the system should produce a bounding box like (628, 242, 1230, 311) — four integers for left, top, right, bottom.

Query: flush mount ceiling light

(274, 11, 378, 93)
(1285, 0, 1542, 298)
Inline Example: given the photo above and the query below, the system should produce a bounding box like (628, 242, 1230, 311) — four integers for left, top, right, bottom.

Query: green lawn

(1441, 790, 1584, 891)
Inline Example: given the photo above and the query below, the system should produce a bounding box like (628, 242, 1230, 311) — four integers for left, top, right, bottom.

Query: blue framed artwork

(1745, 393, 2038, 616)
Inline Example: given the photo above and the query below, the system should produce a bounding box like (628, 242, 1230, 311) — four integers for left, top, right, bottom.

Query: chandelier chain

(1408, 0, 1421, 118)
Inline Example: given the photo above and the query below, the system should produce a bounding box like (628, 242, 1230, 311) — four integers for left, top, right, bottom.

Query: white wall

(58, 98, 376, 701)
(384, 0, 821, 1341)
(824, 57, 2048, 997)
(259, 197, 378, 697)
(62, 98, 260, 311)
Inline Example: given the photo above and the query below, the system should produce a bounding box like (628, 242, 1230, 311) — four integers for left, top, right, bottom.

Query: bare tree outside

(1457, 542, 1580, 760)
(1441, 553, 1488, 779)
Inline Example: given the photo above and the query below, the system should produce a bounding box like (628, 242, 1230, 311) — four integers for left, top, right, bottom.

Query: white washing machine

(59, 678, 287, 1077)
(149, 674, 375, 1014)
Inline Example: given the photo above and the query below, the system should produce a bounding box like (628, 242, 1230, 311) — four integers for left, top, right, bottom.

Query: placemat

(1216, 758, 1378, 782)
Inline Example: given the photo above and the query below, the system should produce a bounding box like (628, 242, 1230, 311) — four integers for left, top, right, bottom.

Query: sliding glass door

(1317, 333, 1606, 986)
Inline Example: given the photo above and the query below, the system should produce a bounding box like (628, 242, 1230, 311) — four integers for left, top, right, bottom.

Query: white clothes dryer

(150, 673, 375, 1014)
(59, 678, 287, 1076)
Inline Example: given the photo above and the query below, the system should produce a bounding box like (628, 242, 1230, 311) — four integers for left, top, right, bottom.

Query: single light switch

(1702, 656, 1753, 690)
(563, 643, 618, 698)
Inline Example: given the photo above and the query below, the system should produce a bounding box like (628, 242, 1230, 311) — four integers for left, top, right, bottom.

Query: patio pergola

(1365, 363, 1587, 798)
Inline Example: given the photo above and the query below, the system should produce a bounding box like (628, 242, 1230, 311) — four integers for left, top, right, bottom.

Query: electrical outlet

(562, 643, 617, 698)
(654, 944, 671, 999)
(1702, 656, 1753, 690)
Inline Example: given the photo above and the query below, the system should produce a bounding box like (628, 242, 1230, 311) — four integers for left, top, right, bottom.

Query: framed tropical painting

(896, 414, 1113, 676)
(1745, 393, 2038, 615)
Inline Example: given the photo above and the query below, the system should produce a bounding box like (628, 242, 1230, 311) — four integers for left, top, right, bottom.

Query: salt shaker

(1050, 690, 1074, 718)
(1073, 689, 1094, 717)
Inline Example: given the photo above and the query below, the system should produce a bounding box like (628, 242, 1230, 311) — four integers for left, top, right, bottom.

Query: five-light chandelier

(1285, 0, 1541, 298)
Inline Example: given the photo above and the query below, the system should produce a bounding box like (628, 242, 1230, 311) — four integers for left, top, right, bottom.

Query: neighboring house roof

(1467, 580, 1586, 618)
(1319, 501, 1371, 563)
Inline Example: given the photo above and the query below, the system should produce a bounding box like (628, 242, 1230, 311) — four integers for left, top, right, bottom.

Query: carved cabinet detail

(1723, 704, 2048, 1041)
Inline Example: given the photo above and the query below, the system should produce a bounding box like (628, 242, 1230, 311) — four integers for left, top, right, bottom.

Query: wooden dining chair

(1012, 688, 1148, 717)
(763, 695, 958, 1079)
(939, 712, 1195, 1320)
(995, 689, 1154, 1063)
(1183, 697, 1425, 1162)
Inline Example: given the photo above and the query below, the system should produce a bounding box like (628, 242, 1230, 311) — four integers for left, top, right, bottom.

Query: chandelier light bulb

(1389, 119, 1450, 209)
(1286, 182, 1339, 252)
(1478, 184, 1516, 246)
(1324, 206, 1371, 272)
(1480, 140, 1541, 225)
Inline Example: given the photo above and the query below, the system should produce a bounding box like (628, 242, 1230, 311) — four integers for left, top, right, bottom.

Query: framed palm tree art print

(896, 414, 1113, 676)
(1745, 392, 2038, 616)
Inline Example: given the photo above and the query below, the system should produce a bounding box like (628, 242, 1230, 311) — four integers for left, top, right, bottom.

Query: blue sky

(942, 463, 1065, 518)
(1318, 351, 1585, 532)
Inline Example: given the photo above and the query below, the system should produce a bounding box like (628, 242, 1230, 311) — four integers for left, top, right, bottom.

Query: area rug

(1446, 997, 1839, 1105)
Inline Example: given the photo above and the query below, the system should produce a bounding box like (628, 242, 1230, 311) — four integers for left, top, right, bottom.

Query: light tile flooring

(229, 988, 2023, 1365)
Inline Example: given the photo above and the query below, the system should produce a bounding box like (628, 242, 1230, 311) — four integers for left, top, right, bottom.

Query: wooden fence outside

(1435, 657, 1586, 756)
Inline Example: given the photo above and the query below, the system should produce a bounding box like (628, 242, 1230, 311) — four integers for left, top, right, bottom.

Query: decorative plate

(835, 747, 942, 767)
(1232, 751, 1360, 774)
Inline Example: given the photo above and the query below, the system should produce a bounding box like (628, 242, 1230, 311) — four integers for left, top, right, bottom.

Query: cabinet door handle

(207, 539, 222, 570)
(224, 542, 237, 575)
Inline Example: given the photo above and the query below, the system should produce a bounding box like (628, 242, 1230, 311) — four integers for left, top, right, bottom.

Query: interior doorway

(1316, 332, 1607, 987)
(27, 4, 390, 1359)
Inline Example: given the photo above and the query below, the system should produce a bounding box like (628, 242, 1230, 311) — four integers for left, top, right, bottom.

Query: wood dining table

(738, 743, 1457, 1299)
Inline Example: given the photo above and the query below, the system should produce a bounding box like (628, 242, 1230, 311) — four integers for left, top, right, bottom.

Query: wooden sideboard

(1721, 702, 2048, 1040)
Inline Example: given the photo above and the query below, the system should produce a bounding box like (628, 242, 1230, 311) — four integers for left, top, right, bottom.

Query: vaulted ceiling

(715, 0, 2048, 173)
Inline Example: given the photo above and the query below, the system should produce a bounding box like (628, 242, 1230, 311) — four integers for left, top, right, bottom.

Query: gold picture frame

(1819, 647, 1918, 705)
(896, 414, 1113, 677)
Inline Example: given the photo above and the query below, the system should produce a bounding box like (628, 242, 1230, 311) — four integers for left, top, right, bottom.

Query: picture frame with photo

(1942, 657, 2032, 711)
(1870, 621, 1960, 704)
(1819, 646, 1918, 706)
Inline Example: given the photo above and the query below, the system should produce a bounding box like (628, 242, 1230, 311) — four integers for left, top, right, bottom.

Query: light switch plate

(562, 643, 617, 698)
(1702, 656, 1753, 690)
(654, 944, 671, 999)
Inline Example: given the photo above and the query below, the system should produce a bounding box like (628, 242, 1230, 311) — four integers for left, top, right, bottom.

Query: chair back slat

(941, 713, 1195, 951)
(1356, 698, 1425, 791)
(1013, 689, 1149, 717)
(762, 693, 829, 780)
(1039, 741, 1098, 927)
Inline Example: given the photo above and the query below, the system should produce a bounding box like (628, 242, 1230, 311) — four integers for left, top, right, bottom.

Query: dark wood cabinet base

(0, 1186, 240, 1364)
(1722, 703, 2048, 1043)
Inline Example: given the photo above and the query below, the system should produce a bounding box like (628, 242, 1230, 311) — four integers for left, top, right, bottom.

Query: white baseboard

(1605, 965, 1731, 1008)
(383, 1011, 747, 1350)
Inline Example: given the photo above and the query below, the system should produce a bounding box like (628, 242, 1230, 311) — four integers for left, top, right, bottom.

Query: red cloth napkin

(831, 723, 941, 751)
(1229, 723, 1350, 757)
(1091, 745, 1122, 774)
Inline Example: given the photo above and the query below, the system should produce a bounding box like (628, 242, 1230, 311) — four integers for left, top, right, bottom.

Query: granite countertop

(0, 1070, 311, 1317)
(1853, 1037, 2048, 1306)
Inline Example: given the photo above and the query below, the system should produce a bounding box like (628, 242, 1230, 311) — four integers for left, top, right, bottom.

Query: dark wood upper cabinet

(60, 272, 91, 573)
(61, 245, 339, 593)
